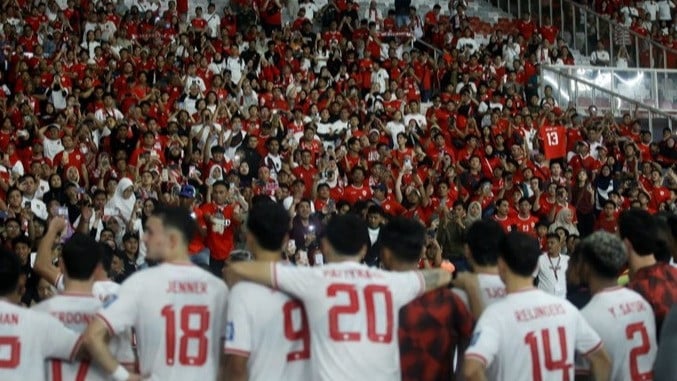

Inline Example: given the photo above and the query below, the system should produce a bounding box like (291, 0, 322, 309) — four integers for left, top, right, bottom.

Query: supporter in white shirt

(463, 232, 612, 381)
(503, 38, 521, 70)
(230, 214, 453, 381)
(226, 51, 246, 84)
(224, 202, 312, 381)
(535, 233, 569, 298)
(208, 52, 228, 75)
(299, 0, 319, 20)
(644, 0, 659, 20)
(205, 3, 221, 39)
(372, 61, 389, 94)
(39, 124, 65, 161)
(452, 220, 507, 319)
(657, 0, 673, 20)
(364, 1, 383, 28)
(403, 102, 427, 131)
(572, 232, 657, 381)
(590, 41, 611, 66)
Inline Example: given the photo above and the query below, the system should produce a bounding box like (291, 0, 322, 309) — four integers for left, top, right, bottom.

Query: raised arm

(35, 217, 67, 286)
(418, 268, 452, 292)
(229, 261, 275, 288)
(586, 346, 611, 381)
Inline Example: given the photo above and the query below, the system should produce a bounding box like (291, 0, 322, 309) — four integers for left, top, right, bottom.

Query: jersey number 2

(161, 305, 210, 366)
(626, 322, 652, 380)
(327, 284, 393, 343)
(0, 337, 19, 368)
(524, 326, 572, 381)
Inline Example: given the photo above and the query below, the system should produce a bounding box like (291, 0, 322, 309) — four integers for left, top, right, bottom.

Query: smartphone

(57, 206, 69, 218)
(161, 168, 169, 182)
(314, 253, 324, 266)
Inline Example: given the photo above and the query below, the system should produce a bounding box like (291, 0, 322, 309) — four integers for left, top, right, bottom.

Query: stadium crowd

(0, 0, 675, 379)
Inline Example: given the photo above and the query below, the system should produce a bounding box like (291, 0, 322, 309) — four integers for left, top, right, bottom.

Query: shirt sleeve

(388, 271, 425, 307)
(574, 310, 603, 356)
(272, 262, 320, 301)
(464, 311, 500, 368)
(223, 284, 252, 357)
(96, 276, 138, 336)
(40, 313, 81, 361)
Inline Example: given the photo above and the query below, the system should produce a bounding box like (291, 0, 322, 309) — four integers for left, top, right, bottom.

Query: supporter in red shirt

(343, 166, 372, 205)
(594, 199, 619, 233)
(199, 181, 243, 275)
(492, 198, 515, 232)
(513, 197, 539, 236)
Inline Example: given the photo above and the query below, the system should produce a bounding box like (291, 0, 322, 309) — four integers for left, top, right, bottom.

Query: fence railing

(487, 0, 677, 69)
(541, 65, 675, 133)
(542, 64, 677, 114)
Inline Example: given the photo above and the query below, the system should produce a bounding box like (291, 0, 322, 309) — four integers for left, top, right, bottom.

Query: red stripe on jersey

(96, 313, 116, 336)
(464, 353, 489, 366)
(224, 348, 251, 357)
(69, 335, 84, 361)
(581, 341, 604, 357)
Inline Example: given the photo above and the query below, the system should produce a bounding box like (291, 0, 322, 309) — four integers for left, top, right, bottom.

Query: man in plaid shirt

(381, 218, 474, 381)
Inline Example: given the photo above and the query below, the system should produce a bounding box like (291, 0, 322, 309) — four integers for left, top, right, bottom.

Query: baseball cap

(371, 183, 387, 192)
(178, 184, 196, 199)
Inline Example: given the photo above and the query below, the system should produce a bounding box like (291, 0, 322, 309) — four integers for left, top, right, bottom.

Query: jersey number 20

(161, 305, 210, 366)
(327, 284, 394, 343)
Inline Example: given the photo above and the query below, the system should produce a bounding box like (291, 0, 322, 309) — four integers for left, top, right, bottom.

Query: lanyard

(547, 255, 562, 281)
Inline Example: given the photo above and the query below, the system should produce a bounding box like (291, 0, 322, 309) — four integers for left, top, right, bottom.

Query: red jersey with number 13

(540, 125, 567, 160)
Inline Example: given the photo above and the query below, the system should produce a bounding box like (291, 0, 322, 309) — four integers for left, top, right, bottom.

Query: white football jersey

(272, 261, 424, 381)
(33, 293, 136, 381)
(465, 288, 602, 381)
(55, 275, 120, 304)
(224, 281, 312, 381)
(453, 273, 506, 310)
(97, 262, 228, 381)
(0, 300, 80, 381)
(536, 254, 569, 298)
(578, 287, 657, 381)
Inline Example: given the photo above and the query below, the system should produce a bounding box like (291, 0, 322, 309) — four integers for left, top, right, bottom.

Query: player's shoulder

(230, 281, 274, 296)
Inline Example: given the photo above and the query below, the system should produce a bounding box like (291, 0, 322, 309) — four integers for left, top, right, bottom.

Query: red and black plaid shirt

(628, 262, 677, 335)
(398, 287, 474, 381)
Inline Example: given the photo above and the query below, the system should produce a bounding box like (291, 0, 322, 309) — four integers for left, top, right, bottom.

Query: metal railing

(541, 65, 675, 133)
(542, 64, 677, 113)
(487, 0, 677, 69)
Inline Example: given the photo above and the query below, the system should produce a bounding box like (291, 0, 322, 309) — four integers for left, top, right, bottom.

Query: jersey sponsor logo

(226, 321, 234, 341)
(102, 294, 118, 308)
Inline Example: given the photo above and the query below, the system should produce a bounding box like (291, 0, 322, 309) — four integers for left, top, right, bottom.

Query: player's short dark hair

(212, 180, 229, 190)
(152, 206, 197, 245)
(499, 232, 541, 277)
(618, 209, 657, 256)
(546, 232, 561, 241)
(246, 199, 290, 251)
(378, 217, 425, 263)
(62, 233, 103, 280)
(0, 248, 21, 296)
(325, 214, 369, 256)
(465, 220, 505, 266)
(578, 231, 628, 279)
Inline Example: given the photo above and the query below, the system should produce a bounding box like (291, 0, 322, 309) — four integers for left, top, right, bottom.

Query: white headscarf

(206, 164, 224, 186)
(106, 177, 136, 222)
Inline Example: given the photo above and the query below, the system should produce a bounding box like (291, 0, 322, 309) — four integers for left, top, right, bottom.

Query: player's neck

(547, 251, 560, 258)
(588, 277, 618, 295)
(473, 265, 498, 275)
(629, 253, 656, 275)
(504, 275, 535, 294)
(164, 250, 191, 263)
(63, 279, 94, 294)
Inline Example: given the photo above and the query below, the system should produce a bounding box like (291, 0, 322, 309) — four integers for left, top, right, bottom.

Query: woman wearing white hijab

(206, 164, 224, 187)
(106, 177, 136, 223)
(548, 208, 580, 237)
